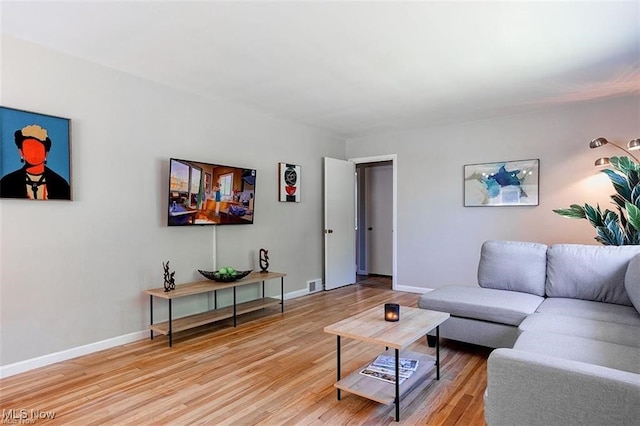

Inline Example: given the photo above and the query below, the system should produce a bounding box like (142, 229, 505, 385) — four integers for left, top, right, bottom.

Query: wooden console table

(145, 271, 286, 347)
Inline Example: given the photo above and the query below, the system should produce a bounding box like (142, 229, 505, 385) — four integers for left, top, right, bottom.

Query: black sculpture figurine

(259, 248, 269, 273)
(163, 261, 176, 292)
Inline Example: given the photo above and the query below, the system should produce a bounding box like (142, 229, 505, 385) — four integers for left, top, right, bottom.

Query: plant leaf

(601, 169, 631, 201)
(595, 227, 615, 245)
(622, 220, 640, 245)
(553, 204, 586, 219)
(584, 204, 603, 227)
(611, 194, 626, 209)
(603, 209, 619, 224)
(618, 204, 628, 231)
(596, 213, 623, 245)
(628, 169, 639, 189)
(605, 211, 624, 244)
(626, 202, 640, 231)
(631, 184, 640, 206)
(610, 156, 636, 174)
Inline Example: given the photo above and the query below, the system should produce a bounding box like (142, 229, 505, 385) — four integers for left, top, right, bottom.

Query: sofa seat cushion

(418, 285, 544, 326)
(537, 298, 640, 327)
(519, 313, 640, 348)
(514, 331, 640, 374)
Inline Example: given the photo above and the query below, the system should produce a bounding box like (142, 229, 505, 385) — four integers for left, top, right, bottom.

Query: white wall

(347, 95, 640, 290)
(0, 35, 345, 368)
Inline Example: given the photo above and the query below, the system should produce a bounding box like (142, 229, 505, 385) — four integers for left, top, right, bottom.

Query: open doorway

(351, 155, 397, 289)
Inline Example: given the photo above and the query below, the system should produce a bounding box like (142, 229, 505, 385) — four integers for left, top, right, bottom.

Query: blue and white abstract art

(464, 159, 539, 206)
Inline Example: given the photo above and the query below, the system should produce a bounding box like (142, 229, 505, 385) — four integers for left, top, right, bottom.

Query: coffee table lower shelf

(335, 349, 436, 405)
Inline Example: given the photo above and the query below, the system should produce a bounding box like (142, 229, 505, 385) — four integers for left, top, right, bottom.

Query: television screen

(168, 158, 256, 226)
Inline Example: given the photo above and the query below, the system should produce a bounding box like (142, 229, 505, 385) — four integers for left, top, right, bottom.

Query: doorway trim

(349, 154, 397, 290)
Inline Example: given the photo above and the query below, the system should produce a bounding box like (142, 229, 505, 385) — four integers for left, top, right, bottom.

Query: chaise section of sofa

(419, 240, 547, 348)
(418, 285, 543, 348)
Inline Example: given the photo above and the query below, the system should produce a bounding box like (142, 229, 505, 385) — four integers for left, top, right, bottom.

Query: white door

(324, 157, 356, 290)
(366, 165, 393, 275)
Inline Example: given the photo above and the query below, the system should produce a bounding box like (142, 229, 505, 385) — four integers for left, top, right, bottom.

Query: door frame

(349, 154, 397, 289)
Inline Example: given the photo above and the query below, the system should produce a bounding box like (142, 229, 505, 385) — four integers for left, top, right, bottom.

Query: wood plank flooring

(0, 276, 491, 425)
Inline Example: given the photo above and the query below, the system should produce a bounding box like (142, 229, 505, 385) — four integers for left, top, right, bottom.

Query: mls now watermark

(2, 409, 56, 424)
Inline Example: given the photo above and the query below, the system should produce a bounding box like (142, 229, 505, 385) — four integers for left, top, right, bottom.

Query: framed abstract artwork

(0, 106, 71, 200)
(464, 159, 539, 207)
(279, 163, 301, 202)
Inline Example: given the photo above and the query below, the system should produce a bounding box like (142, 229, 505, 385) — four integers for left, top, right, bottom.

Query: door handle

(325, 229, 334, 234)
(367, 227, 373, 231)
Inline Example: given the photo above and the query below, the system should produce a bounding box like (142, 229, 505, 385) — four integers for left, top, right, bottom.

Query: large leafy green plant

(554, 156, 640, 245)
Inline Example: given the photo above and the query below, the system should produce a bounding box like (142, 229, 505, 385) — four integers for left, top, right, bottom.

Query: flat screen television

(168, 158, 256, 226)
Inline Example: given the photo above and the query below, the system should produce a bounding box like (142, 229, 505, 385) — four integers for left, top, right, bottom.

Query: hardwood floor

(0, 277, 491, 425)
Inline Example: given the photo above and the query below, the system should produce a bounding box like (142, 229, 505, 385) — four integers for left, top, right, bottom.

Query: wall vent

(307, 278, 323, 294)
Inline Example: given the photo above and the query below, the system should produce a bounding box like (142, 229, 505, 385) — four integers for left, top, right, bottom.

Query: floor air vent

(307, 278, 323, 293)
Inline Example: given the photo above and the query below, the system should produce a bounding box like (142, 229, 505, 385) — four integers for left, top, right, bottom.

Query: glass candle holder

(384, 303, 400, 322)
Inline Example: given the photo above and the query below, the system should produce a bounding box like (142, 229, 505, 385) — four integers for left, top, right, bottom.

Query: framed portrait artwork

(0, 106, 72, 200)
(464, 159, 539, 207)
(279, 163, 301, 202)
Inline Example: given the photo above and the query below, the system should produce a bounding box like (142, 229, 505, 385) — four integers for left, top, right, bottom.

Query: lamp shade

(590, 137, 609, 149)
(628, 139, 640, 151)
(594, 157, 610, 167)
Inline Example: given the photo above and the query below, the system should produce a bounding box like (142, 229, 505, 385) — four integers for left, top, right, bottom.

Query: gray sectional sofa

(418, 240, 640, 425)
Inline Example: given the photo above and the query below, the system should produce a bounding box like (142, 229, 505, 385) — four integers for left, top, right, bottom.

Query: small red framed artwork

(278, 163, 300, 202)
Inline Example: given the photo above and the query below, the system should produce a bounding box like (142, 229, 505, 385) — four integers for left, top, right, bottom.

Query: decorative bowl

(198, 269, 252, 282)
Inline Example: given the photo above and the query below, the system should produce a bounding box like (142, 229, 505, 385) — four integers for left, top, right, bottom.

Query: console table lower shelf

(145, 271, 286, 347)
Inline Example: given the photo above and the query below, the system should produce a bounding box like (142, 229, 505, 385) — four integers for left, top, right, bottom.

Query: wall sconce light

(589, 137, 640, 166)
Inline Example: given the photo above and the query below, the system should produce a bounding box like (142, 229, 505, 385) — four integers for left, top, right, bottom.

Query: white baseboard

(394, 284, 433, 294)
(0, 288, 313, 378)
(0, 330, 148, 379)
(283, 288, 309, 299)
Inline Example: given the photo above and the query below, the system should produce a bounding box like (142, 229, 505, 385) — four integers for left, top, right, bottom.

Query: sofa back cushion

(477, 240, 548, 296)
(625, 254, 640, 313)
(546, 244, 640, 306)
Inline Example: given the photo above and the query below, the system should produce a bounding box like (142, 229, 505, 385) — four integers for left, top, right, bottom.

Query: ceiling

(2, 1, 639, 138)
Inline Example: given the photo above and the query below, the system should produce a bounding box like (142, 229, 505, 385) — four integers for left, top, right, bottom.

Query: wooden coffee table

(324, 304, 449, 421)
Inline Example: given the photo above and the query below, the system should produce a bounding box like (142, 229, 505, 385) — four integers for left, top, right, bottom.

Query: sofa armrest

(486, 348, 640, 426)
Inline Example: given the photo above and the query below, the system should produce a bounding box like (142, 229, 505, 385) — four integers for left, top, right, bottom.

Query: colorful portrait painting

(464, 159, 539, 207)
(0, 107, 71, 200)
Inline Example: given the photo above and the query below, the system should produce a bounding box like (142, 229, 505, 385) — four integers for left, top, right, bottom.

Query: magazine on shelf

(358, 355, 419, 385)
(372, 355, 419, 371)
(359, 367, 407, 385)
(365, 364, 414, 378)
